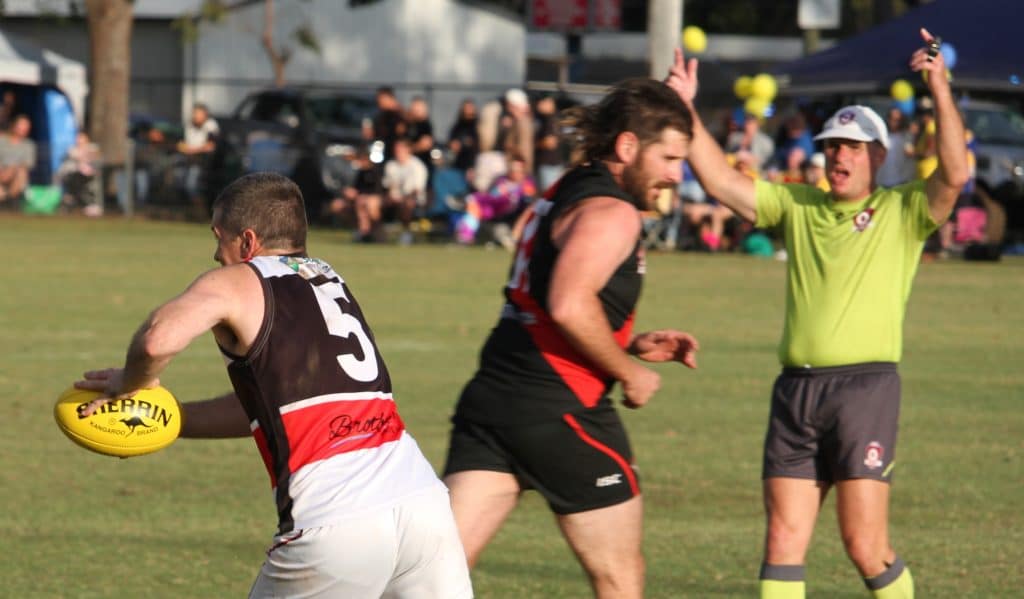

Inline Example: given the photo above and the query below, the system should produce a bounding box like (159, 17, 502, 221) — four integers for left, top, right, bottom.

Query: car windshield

(305, 95, 376, 129)
(964, 106, 1024, 146)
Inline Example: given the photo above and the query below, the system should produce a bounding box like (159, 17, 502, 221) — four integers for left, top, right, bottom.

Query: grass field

(2, 215, 1021, 598)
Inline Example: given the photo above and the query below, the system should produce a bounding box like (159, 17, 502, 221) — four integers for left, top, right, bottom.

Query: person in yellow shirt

(665, 27, 967, 599)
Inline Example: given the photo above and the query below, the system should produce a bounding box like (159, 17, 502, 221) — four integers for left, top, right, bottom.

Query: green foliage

(0, 217, 1021, 597)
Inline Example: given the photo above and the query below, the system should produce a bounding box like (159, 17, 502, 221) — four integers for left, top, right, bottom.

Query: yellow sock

(761, 579, 805, 599)
(865, 557, 914, 599)
(760, 563, 805, 599)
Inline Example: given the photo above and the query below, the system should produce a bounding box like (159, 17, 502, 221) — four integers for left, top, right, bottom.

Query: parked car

(210, 87, 376, 218)
(960, 99, 1024, 195)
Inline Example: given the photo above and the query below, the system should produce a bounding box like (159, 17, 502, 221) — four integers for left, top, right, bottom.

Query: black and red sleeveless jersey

(221, 255, 441, 534)
(455, 162, 646, 425)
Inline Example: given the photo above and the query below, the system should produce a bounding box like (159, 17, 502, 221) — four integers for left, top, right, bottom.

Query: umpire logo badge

(864, 441, 885, 469)
(853, 208, 875, 232)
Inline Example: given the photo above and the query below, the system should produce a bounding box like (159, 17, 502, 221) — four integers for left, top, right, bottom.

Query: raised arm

(912, 28, 969, 224)
(664, 48, 757, 222)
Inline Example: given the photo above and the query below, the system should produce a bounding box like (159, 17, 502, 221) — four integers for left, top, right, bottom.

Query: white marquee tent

(0, 28, 88, 125)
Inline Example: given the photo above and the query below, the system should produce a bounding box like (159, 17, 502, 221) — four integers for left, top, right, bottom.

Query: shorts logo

(853, 208, 875, 232)
(595, 473, 623, 487)
(864, 441, 885, 469)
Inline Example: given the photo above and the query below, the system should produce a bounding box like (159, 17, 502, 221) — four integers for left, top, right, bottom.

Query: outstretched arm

(76, 265, 258, 415)
(912, 28, 969, 224)
(664, 48, 757, 222)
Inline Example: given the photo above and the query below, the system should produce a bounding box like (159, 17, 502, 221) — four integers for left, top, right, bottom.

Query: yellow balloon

(890, 79, 914, 102)
(682, 26, 707, 54)
(750, 73, 778, 100)
(734, 76, 753, 100)
(744, 97, 770, 119)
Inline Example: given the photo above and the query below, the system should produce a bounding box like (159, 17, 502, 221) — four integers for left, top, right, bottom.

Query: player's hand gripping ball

(54, 386, 182, 458)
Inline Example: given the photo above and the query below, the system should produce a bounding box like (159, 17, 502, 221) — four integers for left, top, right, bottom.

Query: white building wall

(186, 0, 525, 136)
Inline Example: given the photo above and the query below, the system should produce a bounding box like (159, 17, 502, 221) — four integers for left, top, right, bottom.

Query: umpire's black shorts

(762, 362, 901, 483)
(442, 404, 640, 515)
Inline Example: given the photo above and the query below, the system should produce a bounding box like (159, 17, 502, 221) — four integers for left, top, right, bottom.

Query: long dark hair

(562, 78, 693, 166)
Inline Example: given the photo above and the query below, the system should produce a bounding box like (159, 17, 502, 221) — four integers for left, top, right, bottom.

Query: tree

(84, 0, 133, 167)
(176, 0, 321, 88)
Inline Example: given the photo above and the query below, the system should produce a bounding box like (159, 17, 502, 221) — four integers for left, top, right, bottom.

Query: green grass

(1, 215, 1021, 598)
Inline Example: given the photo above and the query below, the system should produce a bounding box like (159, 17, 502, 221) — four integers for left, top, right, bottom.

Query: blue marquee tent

(773, 0, 1024, 95)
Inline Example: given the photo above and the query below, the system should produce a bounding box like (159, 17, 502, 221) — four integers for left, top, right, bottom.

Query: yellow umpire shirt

(755, 179, 937, 368)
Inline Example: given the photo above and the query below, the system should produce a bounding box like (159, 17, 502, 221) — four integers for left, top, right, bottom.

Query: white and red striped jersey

(221, 255, 441, 534)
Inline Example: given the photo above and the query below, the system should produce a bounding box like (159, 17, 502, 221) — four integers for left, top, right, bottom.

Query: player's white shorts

(248, 485, 473, 599)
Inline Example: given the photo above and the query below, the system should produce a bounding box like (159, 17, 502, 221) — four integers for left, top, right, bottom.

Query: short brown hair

(562, 78, 693, 166)
(212, 172, 307, 251)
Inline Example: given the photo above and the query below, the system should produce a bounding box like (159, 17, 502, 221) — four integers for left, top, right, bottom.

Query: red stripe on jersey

(562, 413, 639, 496)
(253, 398, 406, 485)
(509, 288, 635, 408)
(253, 427, 276, 487)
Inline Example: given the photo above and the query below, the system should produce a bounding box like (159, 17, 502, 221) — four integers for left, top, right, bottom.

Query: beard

(620, 160, 670, 210)
(620, 161, 653, 209)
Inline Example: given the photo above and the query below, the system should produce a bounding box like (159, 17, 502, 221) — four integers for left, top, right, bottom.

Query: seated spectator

(454, 154, 535, 248)
(176, 102, 219, 215)
(329, 148, 383, 241)
(0, 114, 36, 209)
(406, 96, 436, 179)
(381, 137, 428, 244)
(57, 131, 102, 212)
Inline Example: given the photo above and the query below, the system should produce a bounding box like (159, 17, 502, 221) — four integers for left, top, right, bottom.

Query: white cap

(813, 105, 889, 150)
(809, 152, 826, 168)
(505, 88, 529, 107)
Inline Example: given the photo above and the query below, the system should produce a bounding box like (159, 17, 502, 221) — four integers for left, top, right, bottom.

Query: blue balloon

(896, 98, 915, 116)
(940, 43, 957, 70)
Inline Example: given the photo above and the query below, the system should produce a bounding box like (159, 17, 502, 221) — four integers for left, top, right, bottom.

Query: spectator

(176, 103, 219, 214)
(772, 112, 816, 168)
(406, 96, 436, 176)
(534, 95, 564, 192)
(57, 131, 102, 212)
(453, 154, 536, 248)
(498, 88, 534, 174)
(335, 147, 384, 241)
(371, 86, 407, 162)
(877, 106, 916, 187)
(725, 110, 775, 171)
(0, 90, 17, 131)
(770, 146, 807, 184)
(913, 96, 938, 179)
(803, 152, 830, 192)
(382, 137, 428, 244)
(447, 98, 479, 173)
(0, 114, 36, 209)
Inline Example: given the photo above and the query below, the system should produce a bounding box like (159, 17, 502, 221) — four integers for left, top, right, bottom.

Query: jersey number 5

(313, 280, 379, 383)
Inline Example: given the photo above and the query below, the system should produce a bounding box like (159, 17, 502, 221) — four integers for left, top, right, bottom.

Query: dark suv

(211, 88, 376, 216)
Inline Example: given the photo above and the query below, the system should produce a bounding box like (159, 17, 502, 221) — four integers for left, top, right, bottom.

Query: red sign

(529, 0, 621, 32)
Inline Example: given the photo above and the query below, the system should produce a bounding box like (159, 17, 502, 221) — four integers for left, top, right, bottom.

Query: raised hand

(664, 47, 700, 105)
(910, 27, 948, 94)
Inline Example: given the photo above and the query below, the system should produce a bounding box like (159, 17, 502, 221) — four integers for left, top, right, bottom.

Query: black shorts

(762, 362, 900, 483)
(442, 405, 640, 515)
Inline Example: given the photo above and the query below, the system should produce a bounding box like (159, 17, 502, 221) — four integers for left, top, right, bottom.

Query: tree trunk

(262, 0, 288, 87)
(85, 0, 133, 166)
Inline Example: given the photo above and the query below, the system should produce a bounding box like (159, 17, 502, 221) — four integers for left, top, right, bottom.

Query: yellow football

(53, 386, 182, 458)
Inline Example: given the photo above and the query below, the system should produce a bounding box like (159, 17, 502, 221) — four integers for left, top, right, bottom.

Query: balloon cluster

(732, 73, 778, 119)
